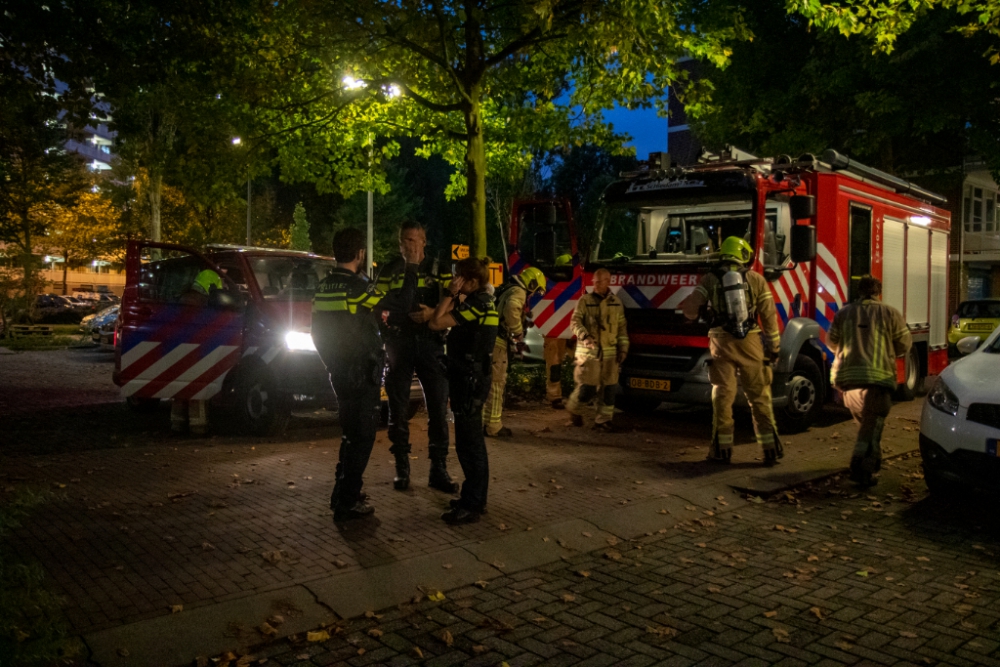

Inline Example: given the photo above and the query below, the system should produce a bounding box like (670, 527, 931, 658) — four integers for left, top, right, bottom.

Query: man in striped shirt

(827, 275, 911, 487)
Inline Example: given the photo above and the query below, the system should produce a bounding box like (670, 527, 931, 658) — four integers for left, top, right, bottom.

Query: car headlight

(927, 378, 959, 416)
(284, 330, 317, 352)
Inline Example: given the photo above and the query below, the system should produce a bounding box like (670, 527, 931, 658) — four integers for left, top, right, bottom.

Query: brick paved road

(240, 455, 1000, 667)
(1, 347, 930, 652)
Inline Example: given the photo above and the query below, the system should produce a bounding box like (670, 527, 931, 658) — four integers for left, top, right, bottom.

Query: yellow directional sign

(451, 244, 469, 260)
(488, 263, 504, 287)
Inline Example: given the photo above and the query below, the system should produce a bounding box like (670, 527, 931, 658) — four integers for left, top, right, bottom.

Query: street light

(232, 137, 251, 246)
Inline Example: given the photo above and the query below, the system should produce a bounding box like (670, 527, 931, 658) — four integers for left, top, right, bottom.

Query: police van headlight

(285, 330, 317, 352)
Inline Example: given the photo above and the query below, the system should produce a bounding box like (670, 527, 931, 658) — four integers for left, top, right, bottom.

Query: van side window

(138, 253, 208, 304)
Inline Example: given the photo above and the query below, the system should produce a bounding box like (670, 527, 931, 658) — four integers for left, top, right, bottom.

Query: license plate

(988, 439, 999, 457)
(967, 323, 994, 331)
(629, 377, 671, 392)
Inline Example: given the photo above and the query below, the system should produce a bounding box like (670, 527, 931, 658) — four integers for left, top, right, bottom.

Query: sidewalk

(2, 391, 927, 665)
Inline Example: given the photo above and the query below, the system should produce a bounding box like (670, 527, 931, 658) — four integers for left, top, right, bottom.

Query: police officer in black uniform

(312, 228, 418, 522)
(376, 220, 458, 494)
(422, 257, 499, 525)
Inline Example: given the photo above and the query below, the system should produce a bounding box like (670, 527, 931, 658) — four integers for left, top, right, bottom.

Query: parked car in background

(920, 328, 1000, 495)
(948, 299, 1000, 353)
(83, 305, 120, 344)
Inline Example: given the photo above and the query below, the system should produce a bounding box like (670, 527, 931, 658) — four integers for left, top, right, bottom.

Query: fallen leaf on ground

(262, 550, 283, 564)
(333, 559, 347, 569)
(772, 628, 790, 643)
(855, 571, 869, 577)
(440, 630, 454, 646)
(259, 622, 277, 636)
(169, 604, 183, 614)
(899, 630, 918, 638)
(561, 594, 576, 602)
(646, 625, 677, 638)
(577, 570, 590, 578)
(835, 641, 854, 651)
(117, 648, 129, 657)
(472, 644, 488, 654)
(412, 647, 424, 658)
(605, 551, 622, 561)
(442, 563, 452, 569)
(306, 630, 329, 642)
(428, 591, 446, 602)
(474, 580, 489, 589)
(267, 615, 284, 626)
(368, 628, 383, 638)
(916, 556, 930, 562)
(201, 542, 215, 551)
(809, 607, 824, 620)
(763, 611, 778, 618)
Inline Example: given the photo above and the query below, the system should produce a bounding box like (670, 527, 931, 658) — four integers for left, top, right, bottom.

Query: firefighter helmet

(519, 266, 546, 295)
(720, 237, 753, 264)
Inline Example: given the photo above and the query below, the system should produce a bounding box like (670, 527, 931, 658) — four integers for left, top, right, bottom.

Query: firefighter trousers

(482, 338, 509, 435)
(385, 336, 450, 460)
(566, 355, 619, 424)
(544, 337, 569, 402)
(708, 333, 778, 457)
(842, 385, 892, 475)
(330, 372, 381, 509)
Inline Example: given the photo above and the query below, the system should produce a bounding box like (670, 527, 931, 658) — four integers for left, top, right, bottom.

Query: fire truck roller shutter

(882, 218, 906, 314)
(906, 227, 930, 327)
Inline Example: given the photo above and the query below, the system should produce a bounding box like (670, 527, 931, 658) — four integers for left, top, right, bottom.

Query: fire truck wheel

(778, 355, 824, 433)
(894, 347, 924, 402)
(231, 367, 291, 436)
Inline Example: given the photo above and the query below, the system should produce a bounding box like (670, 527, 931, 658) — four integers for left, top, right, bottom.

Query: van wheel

(232, 367, 291, 436)
(894, 347, 923, 401)
(778, 355, 824, 434)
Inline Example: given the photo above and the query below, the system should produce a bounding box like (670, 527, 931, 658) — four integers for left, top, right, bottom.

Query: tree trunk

(62, 253, 69, 295)
(149, 172, 163, 242)
(464, 97, 488, 259)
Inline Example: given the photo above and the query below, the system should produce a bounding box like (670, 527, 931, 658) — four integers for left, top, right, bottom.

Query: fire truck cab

(511, 149, 951, 431)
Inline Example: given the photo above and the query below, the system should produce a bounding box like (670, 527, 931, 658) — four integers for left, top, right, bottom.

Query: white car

(920, 330, 1000, 494)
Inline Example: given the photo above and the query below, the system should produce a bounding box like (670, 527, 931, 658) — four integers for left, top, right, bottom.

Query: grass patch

(0, 491, 80, 665)
(506, 359, 575, 402)
(1, 335, 82, 352)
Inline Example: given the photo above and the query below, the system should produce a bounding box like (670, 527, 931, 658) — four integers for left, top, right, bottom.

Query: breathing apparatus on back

(711, 237, 756, 339)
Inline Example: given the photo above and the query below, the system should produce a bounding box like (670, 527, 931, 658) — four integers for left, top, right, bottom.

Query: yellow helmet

(719, 237, 753, 264)
(519, 266, 546, 295)
(555, 253, 573, 267)
(193, 269, 223, 295)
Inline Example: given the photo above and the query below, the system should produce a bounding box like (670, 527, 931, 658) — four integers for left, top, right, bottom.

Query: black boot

(441, 507, 481, 525)
(392, 450, 410, 491)
(333, 500, 375, 523)
(429, 456, 459, 494)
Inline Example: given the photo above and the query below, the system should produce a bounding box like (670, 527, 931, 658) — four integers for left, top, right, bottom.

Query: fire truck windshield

(594, 203, 780, 264)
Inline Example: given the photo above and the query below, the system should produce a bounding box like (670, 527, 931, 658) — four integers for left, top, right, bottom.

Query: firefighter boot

(763, 431, 784, 466)
(428, 450, 460, 494)
(708, 433, 733, 463)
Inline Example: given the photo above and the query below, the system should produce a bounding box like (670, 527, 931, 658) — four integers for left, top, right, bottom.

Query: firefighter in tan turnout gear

(483, 267, 546, 437)
(566, 268, 629, 431)
(827, 275, 911, 487)
(683, 237, 783, 464)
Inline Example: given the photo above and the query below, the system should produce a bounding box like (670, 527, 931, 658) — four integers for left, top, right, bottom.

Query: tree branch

(396, 82, 465, 113)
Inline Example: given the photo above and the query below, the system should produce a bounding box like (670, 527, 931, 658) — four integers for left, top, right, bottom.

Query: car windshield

(957, 301, 1000, 318)
(249, 256, 335, 302)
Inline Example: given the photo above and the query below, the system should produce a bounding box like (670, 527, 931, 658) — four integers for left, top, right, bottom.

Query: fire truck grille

(967, 403, 1000, 431)
(629, 347, 705, 374)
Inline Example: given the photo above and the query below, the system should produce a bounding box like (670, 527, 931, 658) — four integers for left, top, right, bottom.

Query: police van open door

(114, 241, 246, 408)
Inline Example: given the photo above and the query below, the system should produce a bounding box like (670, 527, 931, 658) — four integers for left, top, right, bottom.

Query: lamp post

(232, 136, 251, 246)
(342, 77, 399, 278)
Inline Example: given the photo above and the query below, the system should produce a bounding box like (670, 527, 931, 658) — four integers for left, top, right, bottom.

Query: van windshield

(249, 257, 335, 302)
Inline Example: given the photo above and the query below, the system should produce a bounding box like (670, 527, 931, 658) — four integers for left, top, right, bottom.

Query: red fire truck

(511, 149, 951, 431)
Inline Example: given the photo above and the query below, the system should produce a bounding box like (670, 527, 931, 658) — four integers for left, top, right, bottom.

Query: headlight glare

(285, 330, 316, 352)
(927, 379, 959, 416)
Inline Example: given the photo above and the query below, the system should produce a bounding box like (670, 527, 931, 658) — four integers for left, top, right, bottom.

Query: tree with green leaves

(695, 1, 1000, 178)
(226, 0, 748, 259)
(289, 202, 312, 251)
